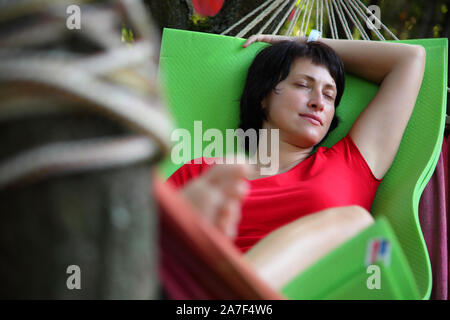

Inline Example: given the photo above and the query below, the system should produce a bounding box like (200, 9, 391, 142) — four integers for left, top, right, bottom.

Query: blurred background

(145, 0, 449, 40)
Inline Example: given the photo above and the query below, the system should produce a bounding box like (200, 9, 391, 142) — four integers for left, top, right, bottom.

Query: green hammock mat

(157, 28, 447, 299)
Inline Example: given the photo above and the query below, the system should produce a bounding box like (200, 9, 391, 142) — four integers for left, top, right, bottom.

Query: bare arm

(244, 35, 426, 179)
(319, 38, 426, 179)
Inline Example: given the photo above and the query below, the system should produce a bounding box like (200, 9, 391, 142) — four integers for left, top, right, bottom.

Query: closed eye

(324, 93, 335, 100)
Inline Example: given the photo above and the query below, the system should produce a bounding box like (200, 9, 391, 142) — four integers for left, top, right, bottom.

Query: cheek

(326, 108, 335, 127)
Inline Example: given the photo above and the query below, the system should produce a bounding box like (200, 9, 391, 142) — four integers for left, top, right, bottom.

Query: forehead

(289, 58, 336, 87)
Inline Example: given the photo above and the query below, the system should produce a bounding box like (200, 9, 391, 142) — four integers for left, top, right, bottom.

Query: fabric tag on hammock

(365, 237, 392, 267)
(307, 29, 321, 42)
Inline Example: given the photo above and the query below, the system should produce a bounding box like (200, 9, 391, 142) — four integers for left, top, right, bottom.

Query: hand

(181, 163, 254, 238)
(243, 34, 305, 48)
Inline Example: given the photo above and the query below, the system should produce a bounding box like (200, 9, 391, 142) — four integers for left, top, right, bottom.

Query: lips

(299, 113, 322, 126)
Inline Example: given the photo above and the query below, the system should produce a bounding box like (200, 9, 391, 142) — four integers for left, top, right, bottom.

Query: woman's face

(261, 57, 337, 148)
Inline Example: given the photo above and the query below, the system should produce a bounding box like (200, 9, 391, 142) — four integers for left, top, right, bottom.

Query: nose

(307, 89, 325, 111)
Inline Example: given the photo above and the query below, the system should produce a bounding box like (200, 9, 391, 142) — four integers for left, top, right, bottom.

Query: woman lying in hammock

(167, 34, 426, 290)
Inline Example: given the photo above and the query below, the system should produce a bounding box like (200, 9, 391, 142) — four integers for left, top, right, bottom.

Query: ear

(261, 97, 267, 110)
(261, 98, 269, 121)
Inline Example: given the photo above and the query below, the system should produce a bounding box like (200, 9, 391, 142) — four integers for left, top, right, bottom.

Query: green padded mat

(157, 28, 447, 299)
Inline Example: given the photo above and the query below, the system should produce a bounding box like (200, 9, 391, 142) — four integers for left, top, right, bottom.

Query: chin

(299, 129, 325, 144)
(291, 134, 322, 148)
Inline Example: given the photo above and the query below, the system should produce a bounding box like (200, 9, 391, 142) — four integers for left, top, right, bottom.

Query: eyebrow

(294, 73, 336, 91)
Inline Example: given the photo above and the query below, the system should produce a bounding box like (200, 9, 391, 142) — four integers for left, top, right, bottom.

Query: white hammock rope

(341, 0, 370, 40)
(316, 0, 319, 32)
(348, 0, 384, 40)
(272, 0, 298, 35)
(220, 0, 273, 36)
(326, 0, 337, 39)
(257, 0, 291, 35)
(331, 0, 350, 39)
(286, 0, 305, 36)
(335, 0, 353, 39)
(299, 0, 308, 36)
(299, 0, 309, 36)
(319, 0, 323, 34)
(302, 0, 314, 37)
(323, 0, 333, 38)
(220, 0, 422, 42)
(235, 0, 284, 38)
(354, 0, 399, 40)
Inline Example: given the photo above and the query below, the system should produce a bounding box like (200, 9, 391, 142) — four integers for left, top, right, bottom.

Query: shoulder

(319, 134, 360, 155)
(321, 135, 382, 182)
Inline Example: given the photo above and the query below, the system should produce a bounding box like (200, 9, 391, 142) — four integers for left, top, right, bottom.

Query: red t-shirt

(167, 134, 382, 253)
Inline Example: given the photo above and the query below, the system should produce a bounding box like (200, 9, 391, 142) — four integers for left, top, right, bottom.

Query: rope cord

(332, 0, 350, 38)
(341, 0, 370, 40)
(335, 0, 353, 39)
(299, 0, 310, 36)
(316, 0, 319, 31)
(0, 136, 156, 189)
(324, 0, 334, 38)
(320, 0, 323, 34)
(220, 0, 272, 35)
(355, 0, 399, 40)
(286, 0, 305, 36)
(328, 0, 339, 38)
(303, 0, 314, 37)
(348, 0, 385, 40)
(298, 0, 309, 36)
(317, 0, 323, 35)
(257, 0, 291, 35)
(236, 0, 284, 38)
(272, 0, 298, 35)
(299, 0, 308, 36)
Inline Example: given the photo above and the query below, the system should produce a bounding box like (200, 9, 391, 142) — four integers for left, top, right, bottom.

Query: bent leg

(243, 205, 374, 291)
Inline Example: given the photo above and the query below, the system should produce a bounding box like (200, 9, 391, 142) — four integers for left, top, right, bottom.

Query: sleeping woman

(166, 34, 426, 290)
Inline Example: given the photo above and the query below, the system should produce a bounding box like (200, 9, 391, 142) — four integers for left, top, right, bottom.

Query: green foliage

(121, 25, 134, 45)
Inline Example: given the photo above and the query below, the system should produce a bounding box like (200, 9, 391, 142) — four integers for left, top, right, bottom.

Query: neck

(248, 123, 314, 178)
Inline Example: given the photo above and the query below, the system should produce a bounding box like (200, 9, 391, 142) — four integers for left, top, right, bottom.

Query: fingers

(243, 34, 273, 48)
(181, 163, 254, 238)
(216, 200, 241, 238)
(243, 34, 292, 48)
(204, 163, 253, 199)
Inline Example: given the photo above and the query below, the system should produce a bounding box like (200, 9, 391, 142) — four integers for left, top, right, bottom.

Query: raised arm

(244, 35, 426, 179)
(320, 38, 426, 179)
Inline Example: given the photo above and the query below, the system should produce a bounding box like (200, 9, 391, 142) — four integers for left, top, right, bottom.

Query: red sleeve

(166, 157, 215, 190)
(328, 134, 383, 211)
(342, 134, 383, 184)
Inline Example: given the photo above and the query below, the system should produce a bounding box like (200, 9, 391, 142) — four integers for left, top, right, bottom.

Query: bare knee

(335, 205, 374, 232)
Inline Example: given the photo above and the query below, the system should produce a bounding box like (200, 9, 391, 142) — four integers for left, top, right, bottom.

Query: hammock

(157, 0, 448, 299)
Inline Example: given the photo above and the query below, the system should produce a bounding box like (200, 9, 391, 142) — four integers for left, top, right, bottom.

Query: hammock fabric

(419, 136, 450, 300)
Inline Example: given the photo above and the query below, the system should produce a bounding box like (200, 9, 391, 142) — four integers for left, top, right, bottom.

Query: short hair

(238, 40, 345, 151)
